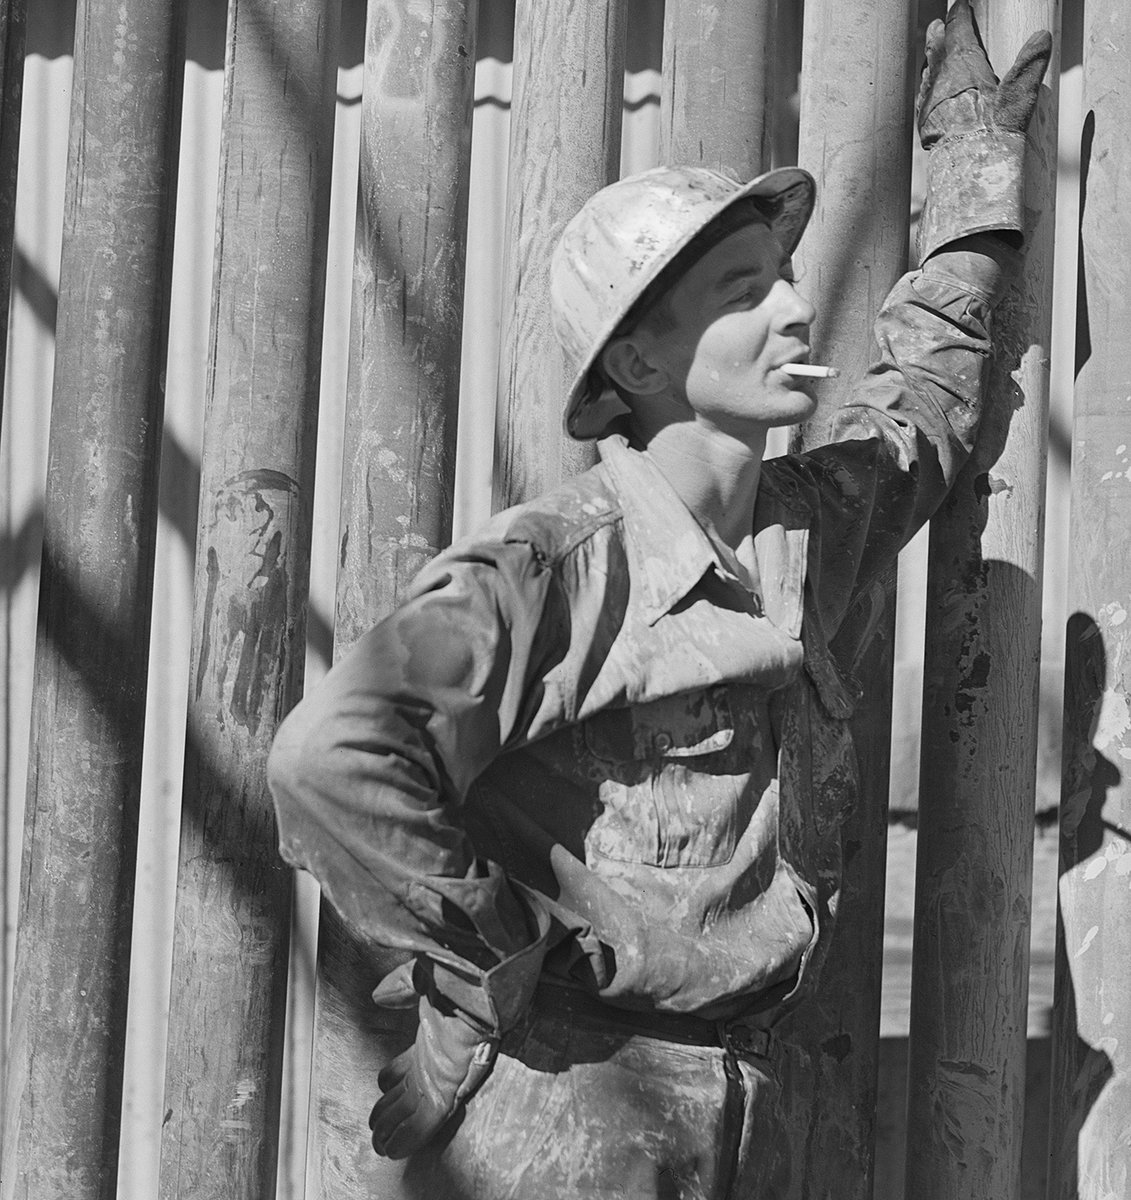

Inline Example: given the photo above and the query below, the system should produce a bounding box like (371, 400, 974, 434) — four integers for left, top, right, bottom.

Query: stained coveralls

(267, 242, 1014, 1198)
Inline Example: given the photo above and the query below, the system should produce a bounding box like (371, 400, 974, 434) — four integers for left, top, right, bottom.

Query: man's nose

(776, 278, 817, 329)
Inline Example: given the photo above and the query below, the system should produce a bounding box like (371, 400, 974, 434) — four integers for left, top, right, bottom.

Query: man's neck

(635, 418, 766, 567)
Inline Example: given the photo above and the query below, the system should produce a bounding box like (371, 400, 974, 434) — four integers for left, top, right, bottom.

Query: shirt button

(654, 731, 673, 752)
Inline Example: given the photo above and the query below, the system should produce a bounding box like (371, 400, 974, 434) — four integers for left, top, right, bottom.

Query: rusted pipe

(659, 0, 775, 177)
(156, 1, 341, 1196)
(491, 0, 626, 509)
(0, 0, 26, 446)
(905, 3, 1061, 1198)
(308, 1, 478, 1194)
(0, 0, 28, 1128)
(0, 4, 186, 1197)
(780, 3, 917, 1197)
(1046, 3, 1131, 1196)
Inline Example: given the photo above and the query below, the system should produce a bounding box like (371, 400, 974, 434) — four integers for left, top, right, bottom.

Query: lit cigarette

(781, 363, 840, 378)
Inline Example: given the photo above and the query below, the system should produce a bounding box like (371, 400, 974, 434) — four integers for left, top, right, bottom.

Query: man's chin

(765, 390, 819, 427)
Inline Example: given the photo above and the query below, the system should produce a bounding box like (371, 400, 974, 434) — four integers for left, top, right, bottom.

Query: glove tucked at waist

(916, 0, 1052, 264)
(368, 899, 552, 1159)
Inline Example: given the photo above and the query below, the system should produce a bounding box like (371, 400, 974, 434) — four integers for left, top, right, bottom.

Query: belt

(532, 983, 773, 1060)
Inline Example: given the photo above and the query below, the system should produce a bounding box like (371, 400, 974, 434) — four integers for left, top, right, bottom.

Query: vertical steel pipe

(491, 0, 626, 510)
(0, 0, 28, 1129)
(156, 1, 341, 1196)
(659, 0, 775, 176)
(0, 3, 186, 1198)
(333, 0, 476, 652)
(0, 0, 26, 443)
(1046, 3, 1131, 1196)
(780, 3, 917, 1197)
(905, 3, 1061, 1199)
(309, 1, 478, 1193)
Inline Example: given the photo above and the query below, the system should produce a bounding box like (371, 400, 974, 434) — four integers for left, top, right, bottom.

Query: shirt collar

(598, 434, 719, 624)
(598, 434, 814, 636)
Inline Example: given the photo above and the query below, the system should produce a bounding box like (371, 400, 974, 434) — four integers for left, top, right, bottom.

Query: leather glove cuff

(917, 129, 1027, 265)
(372, 896, 553, 1036)
(425, 903, 552, 1034)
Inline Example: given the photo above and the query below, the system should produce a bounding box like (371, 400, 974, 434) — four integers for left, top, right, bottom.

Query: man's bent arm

(267, 536, 562, 986)
(786, 0, 1051, 650)
(772, 232, 1016, 652)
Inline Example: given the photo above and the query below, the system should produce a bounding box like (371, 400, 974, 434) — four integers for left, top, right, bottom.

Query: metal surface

(0, 0, 26, 445)
(156, 0, 341, 1195)
(905, 3, 1061, 1198)
(0, 0, 28, 1134)
(332, 0, 477, 652)
(310, 0, 478, 1194)
(0, 2, 186, 1196)
(659, 0, 774, 177)
(1047, 2, 1131, 1195)
(491, 0, 625, 508)
(779, 2, 917, 1197)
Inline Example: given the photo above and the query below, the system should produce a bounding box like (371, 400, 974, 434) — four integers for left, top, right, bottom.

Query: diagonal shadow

(8, 247, 336, 664)
(11, 245, 56, 332)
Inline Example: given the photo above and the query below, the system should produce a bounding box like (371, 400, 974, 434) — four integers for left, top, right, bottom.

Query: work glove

(368, 964, 498, 1160)
(916, 0, 1052, 264)
(368, 901, 551, 1159)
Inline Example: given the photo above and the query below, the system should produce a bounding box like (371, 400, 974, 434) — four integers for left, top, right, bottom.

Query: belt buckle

(722, 1020, 771, 1059)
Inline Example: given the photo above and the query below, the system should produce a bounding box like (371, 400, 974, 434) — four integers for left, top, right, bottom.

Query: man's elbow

(266, 704, 304, 805)
(266, 696, 338, 864)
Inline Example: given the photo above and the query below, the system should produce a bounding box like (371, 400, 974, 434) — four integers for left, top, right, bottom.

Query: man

(267, 4, 1051, 1196)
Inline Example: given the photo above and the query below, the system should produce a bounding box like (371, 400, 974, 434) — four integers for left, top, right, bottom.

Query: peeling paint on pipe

(0, 0, 26, 451)
(659, 0, 774, 178)
(0, 3, 185, 1198)
(154, 2, 341, 1198)
(1047, 3, 1131, 1197)
(778, 2, 917, 1197)
(906, 5, 1061, 1200)
(310, 1, 478, 1195)
(492, 0, 625, 509)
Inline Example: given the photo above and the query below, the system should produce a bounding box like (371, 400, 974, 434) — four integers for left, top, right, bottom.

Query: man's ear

(600, 334, 669, 396)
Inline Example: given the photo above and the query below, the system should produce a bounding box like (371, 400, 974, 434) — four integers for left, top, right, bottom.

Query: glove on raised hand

(916, 0, 1052, 263)
(368, 901, 550, 1159)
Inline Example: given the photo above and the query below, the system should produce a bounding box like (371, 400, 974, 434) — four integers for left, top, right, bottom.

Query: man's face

(637, 221, 819, 436)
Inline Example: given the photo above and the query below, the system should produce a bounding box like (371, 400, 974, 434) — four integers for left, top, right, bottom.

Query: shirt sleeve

(789, 236, 1017, 653)
(266, 535, 565, 980)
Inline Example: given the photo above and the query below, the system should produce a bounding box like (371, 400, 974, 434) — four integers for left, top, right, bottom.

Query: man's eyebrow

(714, 263, 761, 290)
(713, 255, 791, 292)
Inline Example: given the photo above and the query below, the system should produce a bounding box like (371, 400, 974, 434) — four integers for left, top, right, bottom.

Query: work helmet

(551, 164, 816, 440)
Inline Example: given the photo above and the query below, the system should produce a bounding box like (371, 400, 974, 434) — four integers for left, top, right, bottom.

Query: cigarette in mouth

(780, 363, 840, 378)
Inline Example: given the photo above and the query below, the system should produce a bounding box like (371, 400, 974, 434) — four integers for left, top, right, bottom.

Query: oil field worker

(268, 5, 1051, 1197)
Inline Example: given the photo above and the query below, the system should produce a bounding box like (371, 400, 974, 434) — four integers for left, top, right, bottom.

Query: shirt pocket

(581, 688, 759, 868)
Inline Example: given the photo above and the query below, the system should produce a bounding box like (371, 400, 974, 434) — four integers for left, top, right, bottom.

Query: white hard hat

(551, 164, 816, 440)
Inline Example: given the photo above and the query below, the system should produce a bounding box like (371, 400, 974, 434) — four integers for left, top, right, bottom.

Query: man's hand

(369, 980, 498, 1160)
(914, 0, 1052, 265)
(918, 0, 1052, 148)
(367, 890, 551, 1158)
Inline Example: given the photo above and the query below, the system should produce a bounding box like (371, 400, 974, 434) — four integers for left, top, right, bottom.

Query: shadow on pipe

(1050, 610, 1119, 1200)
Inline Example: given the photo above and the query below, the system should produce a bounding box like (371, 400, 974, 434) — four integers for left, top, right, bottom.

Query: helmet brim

(564, 165, 816, 441)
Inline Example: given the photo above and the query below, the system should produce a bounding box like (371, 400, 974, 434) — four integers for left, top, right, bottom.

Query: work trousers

(399, 998, 790, 1200)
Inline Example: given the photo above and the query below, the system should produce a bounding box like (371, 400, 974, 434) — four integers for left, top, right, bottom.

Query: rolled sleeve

(793, 237, 1013, 644)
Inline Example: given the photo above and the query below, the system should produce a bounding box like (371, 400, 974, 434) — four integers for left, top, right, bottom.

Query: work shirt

(268, 247, 1006, 1028)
